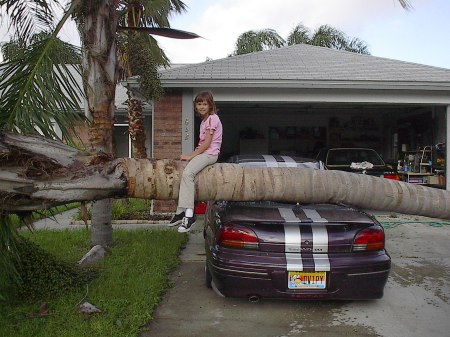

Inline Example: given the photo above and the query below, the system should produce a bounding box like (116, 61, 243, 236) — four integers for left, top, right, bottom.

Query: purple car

(203, 155, 391, 301)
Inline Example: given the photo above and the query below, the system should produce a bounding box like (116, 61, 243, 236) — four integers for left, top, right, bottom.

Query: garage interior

(200, 102, 447, 188)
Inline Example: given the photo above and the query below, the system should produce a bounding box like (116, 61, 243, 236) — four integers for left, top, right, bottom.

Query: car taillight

(352, 227, 385, 252)
(217, 224, 259, 249)
(383, 173, 400, 180)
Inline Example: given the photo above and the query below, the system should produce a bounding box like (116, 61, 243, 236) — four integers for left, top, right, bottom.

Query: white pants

(178, 153, 218, 210)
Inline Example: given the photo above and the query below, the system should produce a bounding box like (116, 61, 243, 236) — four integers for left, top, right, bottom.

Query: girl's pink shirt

(198, 114, 222, 155)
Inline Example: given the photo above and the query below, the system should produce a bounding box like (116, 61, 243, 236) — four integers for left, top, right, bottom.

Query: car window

(327, 149, 384, 166)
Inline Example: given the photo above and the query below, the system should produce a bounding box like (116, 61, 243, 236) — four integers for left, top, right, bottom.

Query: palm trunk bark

(1, 132, 450, 220)
(81, 0, 119, 247)
(127, 89, 148, 159)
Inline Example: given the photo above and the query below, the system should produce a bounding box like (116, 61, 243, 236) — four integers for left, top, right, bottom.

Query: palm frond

(310, 24, 370, 54)
(117, 0, 187, 28)
(398, 0, 413, 10)
(235, 31, 262, 55)
(0, 35, 85, 140)
(118, 26, 200, 39)
(312, 25, 346, 49)
(119, 32, 166, 100)
(0, 0, 61, 42)
(0, 1, 86, 141)
(347, 38, 370, 55)
(234, 29, 286, 55)
(287, 23, 311, 46)
(141, 0, 187, 27)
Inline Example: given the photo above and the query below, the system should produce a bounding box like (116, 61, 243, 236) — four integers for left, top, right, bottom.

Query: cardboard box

(428, 175, 440, 185)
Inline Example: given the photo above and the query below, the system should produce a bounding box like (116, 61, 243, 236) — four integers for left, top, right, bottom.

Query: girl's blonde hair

(194, 91, 217, 115)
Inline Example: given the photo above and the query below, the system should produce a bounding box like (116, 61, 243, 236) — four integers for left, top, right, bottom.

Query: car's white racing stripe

(312, 225, 331, 271)
(278, 207, 299, 223)
(284, 225, 302, 253)
(312, 225, 329, 253)
(313, 254, 331, 271)
(280, 207, 303, 270)
(286, 253, 304, 271)
(280, 207, 330, 272)
(281, 155, 298, 167)
(303, 209, 328, 222)
(262, 155, 278, 167)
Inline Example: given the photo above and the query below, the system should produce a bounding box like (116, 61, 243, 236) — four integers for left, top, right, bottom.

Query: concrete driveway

(141, 212, 450, 337)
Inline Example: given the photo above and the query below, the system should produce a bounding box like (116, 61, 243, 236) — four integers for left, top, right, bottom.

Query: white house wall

(196, 87, 450, 105)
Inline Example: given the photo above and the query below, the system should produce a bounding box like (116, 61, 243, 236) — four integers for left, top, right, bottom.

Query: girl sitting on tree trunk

(169, 91, 223, 233)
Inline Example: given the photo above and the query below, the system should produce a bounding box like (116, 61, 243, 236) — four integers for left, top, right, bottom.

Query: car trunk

(220, 203, 377, 254)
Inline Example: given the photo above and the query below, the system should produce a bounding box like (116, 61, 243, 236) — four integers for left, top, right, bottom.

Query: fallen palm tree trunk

(1, 131, 450, 219)
(127, 159, 450, 219)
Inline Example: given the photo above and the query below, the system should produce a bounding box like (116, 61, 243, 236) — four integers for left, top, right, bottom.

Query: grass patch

(0, 229, 187, 337)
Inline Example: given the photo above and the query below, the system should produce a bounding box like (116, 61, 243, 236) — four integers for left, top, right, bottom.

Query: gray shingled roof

(160, 44, 450, 86)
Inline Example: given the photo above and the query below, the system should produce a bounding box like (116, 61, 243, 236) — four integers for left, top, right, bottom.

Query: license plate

(288, 271, 327, 290)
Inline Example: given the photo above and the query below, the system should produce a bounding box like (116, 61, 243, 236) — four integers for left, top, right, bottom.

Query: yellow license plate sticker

(288, 271, 327, 290)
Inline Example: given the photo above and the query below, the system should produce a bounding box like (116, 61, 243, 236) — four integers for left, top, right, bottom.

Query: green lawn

(0, 229, 187, 337)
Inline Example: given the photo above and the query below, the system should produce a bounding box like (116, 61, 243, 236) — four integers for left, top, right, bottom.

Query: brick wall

(153, 89, 183, 159)
(153, 89, 183, 212)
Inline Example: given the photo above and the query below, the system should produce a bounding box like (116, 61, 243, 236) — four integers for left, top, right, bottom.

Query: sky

(149, 0, 450, 69)
(1, 0, 450, 69)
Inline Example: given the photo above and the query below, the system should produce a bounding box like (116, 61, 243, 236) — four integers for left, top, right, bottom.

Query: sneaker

(168, 212, 185, 227)
(178, 216, 197, 233)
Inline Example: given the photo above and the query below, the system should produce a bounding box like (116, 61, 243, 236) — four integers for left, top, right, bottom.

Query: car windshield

(327, 149, 384, 166)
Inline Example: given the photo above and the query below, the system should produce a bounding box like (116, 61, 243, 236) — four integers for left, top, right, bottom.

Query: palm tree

(0, 0, 198, 248)
(119, 0, 187, 159)
(234, 24, 369, 55)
